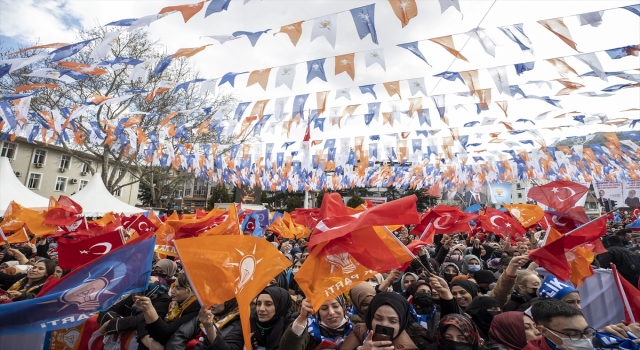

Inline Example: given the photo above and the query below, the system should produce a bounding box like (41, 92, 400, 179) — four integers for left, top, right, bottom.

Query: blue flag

(234, 102, 251, 121)
(314, 117, 326, 131)
(324, 139, 336, 150)
(602, 83, 634, 92)
(514, 62, 535, 75)
(0, 237, 155, 335)
(306, 59, 327, 83)
(364, 113, 375, 125)
(605, 46, 636, 59)
(232, 30, 271, 47)
(152, 55, 173, 78)
(359, 84, 377, 99)
(205, 0, 232, 17)
(623, 4, 640, 16)
(105, 18, 138, 26)
(50, 39, 97, 62)
(218, 71, 248, 87)
(434, 71, 462, 82)
(418, 110, 431, 127)
(292, 94, 309, 119)
(398, 42, 429, 65)
(0, 64, 10, 79)
(0, 102, 16, 129)
(350, 4, 378, 44)
(28, 125, 40, 143)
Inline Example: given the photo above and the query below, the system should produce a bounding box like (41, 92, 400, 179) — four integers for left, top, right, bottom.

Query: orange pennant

(10, 42, 68, 55)
(57, 61, 107, 75)
(246, 68, 272, 90)
(14, 84, 59, 93)
(172, 44, 212, 58)
(249, 100, 269, 120)
(316, 91, 329, 115)
(335, 53, 356, 80)
(388, 0, 418, 27)
(275, 21, 304, 46)
(158, 1, 205, 23)
(383, 81, 402, 99)
(538, 18, 579, 52)
(430, 36, 469, 62)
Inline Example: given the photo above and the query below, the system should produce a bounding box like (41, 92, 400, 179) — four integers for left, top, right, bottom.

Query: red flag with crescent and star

(56, 229, 126, 270)
(633, 206, 639, 221)
(527, 181, 589, 213)
(413, 205, 463, 234)
(479, 207, 527, 240)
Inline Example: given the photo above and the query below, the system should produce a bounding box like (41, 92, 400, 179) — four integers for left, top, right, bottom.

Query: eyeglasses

(544, 326, 596, 341)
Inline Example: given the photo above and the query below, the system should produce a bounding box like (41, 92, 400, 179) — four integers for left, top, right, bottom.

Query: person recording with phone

(342, 292, 432, 350)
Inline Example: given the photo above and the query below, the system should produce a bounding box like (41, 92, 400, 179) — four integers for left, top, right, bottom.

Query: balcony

(183, 188, 207, 198)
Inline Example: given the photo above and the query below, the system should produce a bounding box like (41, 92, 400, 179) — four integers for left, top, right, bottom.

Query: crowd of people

(1, 210, 640, 350)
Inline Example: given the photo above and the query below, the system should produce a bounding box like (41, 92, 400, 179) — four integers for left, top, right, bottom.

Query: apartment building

(1, 138, 140, 206)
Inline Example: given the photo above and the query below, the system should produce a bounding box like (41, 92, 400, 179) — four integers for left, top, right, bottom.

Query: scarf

(409, 303, 436, 329)
(465, 296, 502, 337)
(307, 316, 353, 348)
(349, 282, 376, 316)
(365, 292, 411, 341)
(165, 296, 197, 323)
(9, 277, 46, 294)
(251, 286, 293, 350)
(436, 314, 482, 350)
(488, 311, 528, 350)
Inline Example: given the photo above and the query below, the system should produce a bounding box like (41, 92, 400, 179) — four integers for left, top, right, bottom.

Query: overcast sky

(1, 0, 639, 154)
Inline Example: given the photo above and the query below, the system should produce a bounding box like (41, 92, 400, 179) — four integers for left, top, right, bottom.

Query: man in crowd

(525, 298, 594, 349)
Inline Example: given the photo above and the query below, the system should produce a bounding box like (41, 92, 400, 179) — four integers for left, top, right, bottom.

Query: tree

(208, 183, 233, 208)
(286, 195, 304, 212)
(0, 26, 255, 206)
(347, 195, 364, 208)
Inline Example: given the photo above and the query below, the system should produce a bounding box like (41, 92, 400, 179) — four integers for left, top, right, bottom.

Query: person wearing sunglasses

(524, 298, 595, 350)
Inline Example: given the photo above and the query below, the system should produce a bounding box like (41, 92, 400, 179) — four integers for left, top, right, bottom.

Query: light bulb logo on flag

(229, 245, 262, 293)
(326, 252, 356, 274)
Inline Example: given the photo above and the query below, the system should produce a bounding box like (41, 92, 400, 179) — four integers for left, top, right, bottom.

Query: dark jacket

(597, 245, 640, 285)
(98, 293, 171, 337)
(342, 323, 431, 350)
(146, 299, 201, 345)
(503, 292, 536, 312)
(278, 323, 321, 350)
(165, 313, 243, 350)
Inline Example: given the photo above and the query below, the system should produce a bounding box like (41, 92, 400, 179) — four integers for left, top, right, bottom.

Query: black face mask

(413, 292, 434, 312)
(527, 288, 538, 299)
(441, 338, 474, 350)
(488, 310, 502, 317)
(443, 273, 457, 282)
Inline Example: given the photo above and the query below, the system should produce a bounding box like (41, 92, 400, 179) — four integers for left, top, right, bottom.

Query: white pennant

(364, 48, 386, 71)
(575, 53, 607, 81)
(487, 66, 509, 95)
(275, 64, 297, 90)
(335, 88, 351, 100)
(310, 13, 338, 48)
(407, 77, 427, 97)
(274, 96, 289, 121)
(90, 30, 122, 62)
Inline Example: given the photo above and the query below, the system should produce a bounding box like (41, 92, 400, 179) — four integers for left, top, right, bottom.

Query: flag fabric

(309, 194, 420, 248)
(174, 235, 291, 350)
(307, 59, 327, 83)
(0, 201, 56, 236)
(349, 4, 378, 44)
(527, 181, 589, 212)
(479, 207, 526, 240)
(612, 263, 640, 323)
(205, 0, 232, 17)
(247, 68, 271, 90)
(397, 42, 429, 65)
(310, 14, 338, 48)
(158, 1, 205, 22)
(295, 226, 413, 310)
(388, 0, 418, 27)
(275, 21, 303, 46)
(0, 228, 29, 246)
(56, 229, 126, 270)
(0, 237, 155, 335)
(45, 196, 83, 226)
(335, 53, 356, 80)
(632, 206, 639, 220)
(200, 205, 241, 236)
(503, 203, 544, 228)
(50, 39, 97, 62)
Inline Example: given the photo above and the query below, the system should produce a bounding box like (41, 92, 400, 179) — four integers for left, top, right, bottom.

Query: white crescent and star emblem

(551, 186, 577, 202)
(433, 214, 453, 230)
(490, 215, 511, 228)
(88, 242, 112, 255)
(551, 215, 568, 227)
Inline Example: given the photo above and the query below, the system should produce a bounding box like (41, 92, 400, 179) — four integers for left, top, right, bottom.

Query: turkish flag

(479, 207, 526, 239)
(121, 214, 157, 237)
(449, 212, 479, 233)
(529, 235, 572, 281)
(633, 206, 639, 220)
(527, 180, 589, 212)
(45, 196, 83, 226)
(563, 216, 607, 251)
(309, 195, 420, 249)
(539, 211, 578, 234)
(57, 229, 125, 270)
(413, 205, 462, 234)
(612, 263, 640, 323)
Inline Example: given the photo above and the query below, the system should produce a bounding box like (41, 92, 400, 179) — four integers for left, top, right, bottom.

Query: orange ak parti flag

(0, 201, 55, 236)
(502, 203, 544, 228)
(175, 235, 291, 350)
(295, 226, 414, 311)
(0, 227, 29, 246)
(200, 204, 241, 236)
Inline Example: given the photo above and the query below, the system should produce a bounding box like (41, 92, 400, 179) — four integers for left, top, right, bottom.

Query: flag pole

(83, 215, 89, 230)
(125, 213, 142, 230)
(382, 225, 435, 276)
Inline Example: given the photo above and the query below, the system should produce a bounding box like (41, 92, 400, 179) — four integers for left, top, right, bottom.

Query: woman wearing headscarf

(166, 298, 243, 350)
(135, 274, 201, 349)
(400, 272, 419, 294)
(426, 314, 484, 350)
(280, 296, 353, 349)
(405, 281, 440, 335)
(347, 282, 376, 324)
(464, 296, 502, 339)
(449, 280, 479, 311)
(488, 311, 541, 350)
(342, 292, 432, 350)
(251, 286, 298, 350)
(460, 255, 482, 275)
(98, 276, 171, 350)
(0, 258, 56, 302)
(153, 259, 178, 281)
(439, 262, 460, 285)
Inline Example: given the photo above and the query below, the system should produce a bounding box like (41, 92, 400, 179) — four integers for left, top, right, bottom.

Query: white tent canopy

(0, 157, 49, 216)
(71, 173, 144, 217)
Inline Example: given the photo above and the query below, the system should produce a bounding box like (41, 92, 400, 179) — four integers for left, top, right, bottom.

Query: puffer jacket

(165, 313, 243, 350)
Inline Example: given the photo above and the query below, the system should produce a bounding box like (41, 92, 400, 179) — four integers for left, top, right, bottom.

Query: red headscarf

(488, 311, 529, 350)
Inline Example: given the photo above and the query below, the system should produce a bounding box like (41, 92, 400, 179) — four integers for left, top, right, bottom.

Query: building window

(55, 177, 67, 192)
(174, 190, 183, 199)
(1, 142, 17, 159)
(517, 193, 522, 199)
(516, 183, 522, 190)
(33, 149, 47, 165)
(81, 162, 91, 174)
(59, 154, 72, 170)
(113, 188, 121, 197)
(28, 173, 42, 189)
(79, 180, 89, 190)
